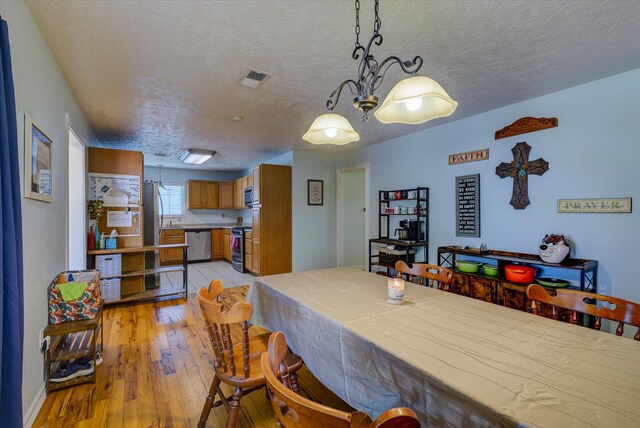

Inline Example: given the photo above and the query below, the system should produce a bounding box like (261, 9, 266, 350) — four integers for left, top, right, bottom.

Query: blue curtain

(0, 17, 24, 427)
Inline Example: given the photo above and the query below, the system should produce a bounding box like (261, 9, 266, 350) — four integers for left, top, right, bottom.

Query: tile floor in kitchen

(159, 260, 255, 293)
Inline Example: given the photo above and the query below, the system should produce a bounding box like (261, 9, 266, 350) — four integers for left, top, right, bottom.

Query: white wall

(143, 166, 251, 225)
(0, 0, 97, 418)
(337, 68, 640, 302)
(291, 151, 337, 271)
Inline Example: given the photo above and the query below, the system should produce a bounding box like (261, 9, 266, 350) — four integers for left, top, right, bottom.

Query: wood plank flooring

(33, 286, 352, 427)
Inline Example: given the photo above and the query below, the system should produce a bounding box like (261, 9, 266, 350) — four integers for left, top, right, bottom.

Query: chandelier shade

(374, 76, 458, 124)
(302, 113, 360, 145)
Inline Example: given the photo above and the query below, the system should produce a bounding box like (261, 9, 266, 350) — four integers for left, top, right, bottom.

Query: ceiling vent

(240, 69, 270, 89)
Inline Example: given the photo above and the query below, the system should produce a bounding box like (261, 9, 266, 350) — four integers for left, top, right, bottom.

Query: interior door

(340, 169, 366, 267)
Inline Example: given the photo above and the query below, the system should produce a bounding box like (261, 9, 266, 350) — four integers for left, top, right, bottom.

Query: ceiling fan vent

(241, 69, 271, 88)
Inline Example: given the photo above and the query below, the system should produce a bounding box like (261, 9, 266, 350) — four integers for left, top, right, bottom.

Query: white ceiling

(26, 0, 640, 171)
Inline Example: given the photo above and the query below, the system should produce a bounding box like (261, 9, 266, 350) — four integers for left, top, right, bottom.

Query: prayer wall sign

(495, 117, 558, 140)
(456, 174, 480, 238)
(448, 148, 489, 165)
(557, 198, 632, 213)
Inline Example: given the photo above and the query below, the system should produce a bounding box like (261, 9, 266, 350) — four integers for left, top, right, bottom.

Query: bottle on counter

(99, 233, 105, 249)
(88, 226, 95, 250)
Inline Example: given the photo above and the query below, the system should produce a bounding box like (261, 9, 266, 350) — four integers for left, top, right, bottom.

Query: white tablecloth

(247, 267, 640, 427)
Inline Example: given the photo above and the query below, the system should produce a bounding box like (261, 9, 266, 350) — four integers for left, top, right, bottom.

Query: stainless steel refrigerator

(143, 180, 163, 290)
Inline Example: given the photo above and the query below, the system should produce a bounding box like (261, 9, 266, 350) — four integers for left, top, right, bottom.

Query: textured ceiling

(26, 0, 640, 171)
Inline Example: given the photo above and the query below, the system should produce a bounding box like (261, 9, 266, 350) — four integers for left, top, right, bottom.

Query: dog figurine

(538, 234, 570, 263)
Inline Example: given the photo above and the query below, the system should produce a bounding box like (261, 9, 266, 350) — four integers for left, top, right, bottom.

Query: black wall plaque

(456, 174, 480, 238)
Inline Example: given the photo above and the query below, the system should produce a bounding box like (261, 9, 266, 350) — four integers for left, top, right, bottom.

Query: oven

(231, 227, 246, 272)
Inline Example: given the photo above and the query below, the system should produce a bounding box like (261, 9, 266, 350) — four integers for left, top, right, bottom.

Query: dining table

(247, 267, 640, 427)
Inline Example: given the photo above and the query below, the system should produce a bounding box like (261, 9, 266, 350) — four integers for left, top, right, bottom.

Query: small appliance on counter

(397, 219, 425, 242)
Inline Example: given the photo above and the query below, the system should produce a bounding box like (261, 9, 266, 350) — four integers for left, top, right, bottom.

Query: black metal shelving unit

(369, 187, 429, 276)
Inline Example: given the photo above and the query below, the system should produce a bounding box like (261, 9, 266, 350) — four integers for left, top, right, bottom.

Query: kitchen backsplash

(164, 208, 252, 227)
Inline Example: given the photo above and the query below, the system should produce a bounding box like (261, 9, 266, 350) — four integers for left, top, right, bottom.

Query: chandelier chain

(326, 0, 423, 115)
(354, 0, 361, 49)
(374, 0, 381, 35)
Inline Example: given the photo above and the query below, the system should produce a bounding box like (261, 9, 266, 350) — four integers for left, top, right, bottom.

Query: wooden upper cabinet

(232, 175, 250, 209)
(247, 174, 254, 188)
(204, 181, 219, 209)
(252, 167, 260, 204)
(188, 180, 220, 209)
(187, 180, 204, 209)
(219, 182, 234, 209)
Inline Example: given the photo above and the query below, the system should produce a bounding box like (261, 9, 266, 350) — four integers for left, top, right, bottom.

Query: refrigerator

(143, 180, 163, 290)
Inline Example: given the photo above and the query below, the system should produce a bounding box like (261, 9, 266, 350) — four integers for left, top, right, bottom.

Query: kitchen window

(158, 184, 185, 217)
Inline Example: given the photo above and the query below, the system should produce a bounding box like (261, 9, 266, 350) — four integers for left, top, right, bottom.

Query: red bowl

(505, 265, 535, 283)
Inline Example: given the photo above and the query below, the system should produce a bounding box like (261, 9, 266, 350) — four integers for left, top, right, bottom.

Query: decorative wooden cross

(495, 142, 549, 209)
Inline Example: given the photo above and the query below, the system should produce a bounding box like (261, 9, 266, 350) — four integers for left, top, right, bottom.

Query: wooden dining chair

(197, 279, 303, 428)
(262, 331, 421, 428)
(526, 284, 640, 340)
(395, 261, 453, 291)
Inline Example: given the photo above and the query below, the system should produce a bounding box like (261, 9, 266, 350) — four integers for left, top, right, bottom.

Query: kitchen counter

(163, 223, 252, 230)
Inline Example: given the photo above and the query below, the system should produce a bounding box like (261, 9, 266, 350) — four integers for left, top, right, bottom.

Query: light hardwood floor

(33, 286, 351, 427)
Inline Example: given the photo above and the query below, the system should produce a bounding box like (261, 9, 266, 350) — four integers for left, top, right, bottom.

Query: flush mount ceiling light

(178, 148, 216, 164)
(303, 0, 458, 145)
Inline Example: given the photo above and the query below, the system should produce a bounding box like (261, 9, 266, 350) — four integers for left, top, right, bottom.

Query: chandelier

(303, 0, 458, 145)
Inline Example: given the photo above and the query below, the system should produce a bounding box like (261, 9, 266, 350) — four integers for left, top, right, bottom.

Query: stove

(231, 226, 252, 272)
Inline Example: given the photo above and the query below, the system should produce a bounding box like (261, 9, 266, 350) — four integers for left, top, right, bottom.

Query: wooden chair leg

(226, 387, 244, 428)
(290, 371, 300, 394)
(198, 375, 221, 428)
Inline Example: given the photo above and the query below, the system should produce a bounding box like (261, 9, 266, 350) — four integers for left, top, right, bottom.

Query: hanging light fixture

(303, 0, 458, 145)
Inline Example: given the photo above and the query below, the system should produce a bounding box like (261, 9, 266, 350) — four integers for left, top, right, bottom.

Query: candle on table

(387, 277, 405, 304)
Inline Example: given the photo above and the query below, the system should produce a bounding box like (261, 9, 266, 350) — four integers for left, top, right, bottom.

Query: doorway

(336, 163, 369, 268)
(67, 117, 86, 270)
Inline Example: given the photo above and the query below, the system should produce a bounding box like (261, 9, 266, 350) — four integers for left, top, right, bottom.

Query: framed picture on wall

(308, 179, 323, 206)
(24, 114, 53, 203)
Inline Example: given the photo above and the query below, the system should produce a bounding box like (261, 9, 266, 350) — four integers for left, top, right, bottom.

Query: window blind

(159, 184, 184, 217)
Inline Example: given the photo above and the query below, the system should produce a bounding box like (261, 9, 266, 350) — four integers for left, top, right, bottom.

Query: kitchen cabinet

(251, 208, 261, 274)
(437, 246, 598, 324)
(252, 167, 260, 204)
(234, 176, 248, 209)
(247, 174, 253, 188)
(211, 229, 223, 259)
(204, 181, 219, 209)
(188, 181, 204, 209)
(188, 180, 219, 210)
(244, 229, 253, 271)
(223, 229, 231, 262)
(160, 229, 185, 265)
(249, 164, 291, 276)
(219, 182, 234, 209)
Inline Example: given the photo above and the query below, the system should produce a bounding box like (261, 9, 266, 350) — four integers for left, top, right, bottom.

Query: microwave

(244, 187, 253, 207)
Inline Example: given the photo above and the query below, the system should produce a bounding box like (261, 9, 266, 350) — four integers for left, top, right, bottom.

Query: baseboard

(23, 383, 46, 428)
